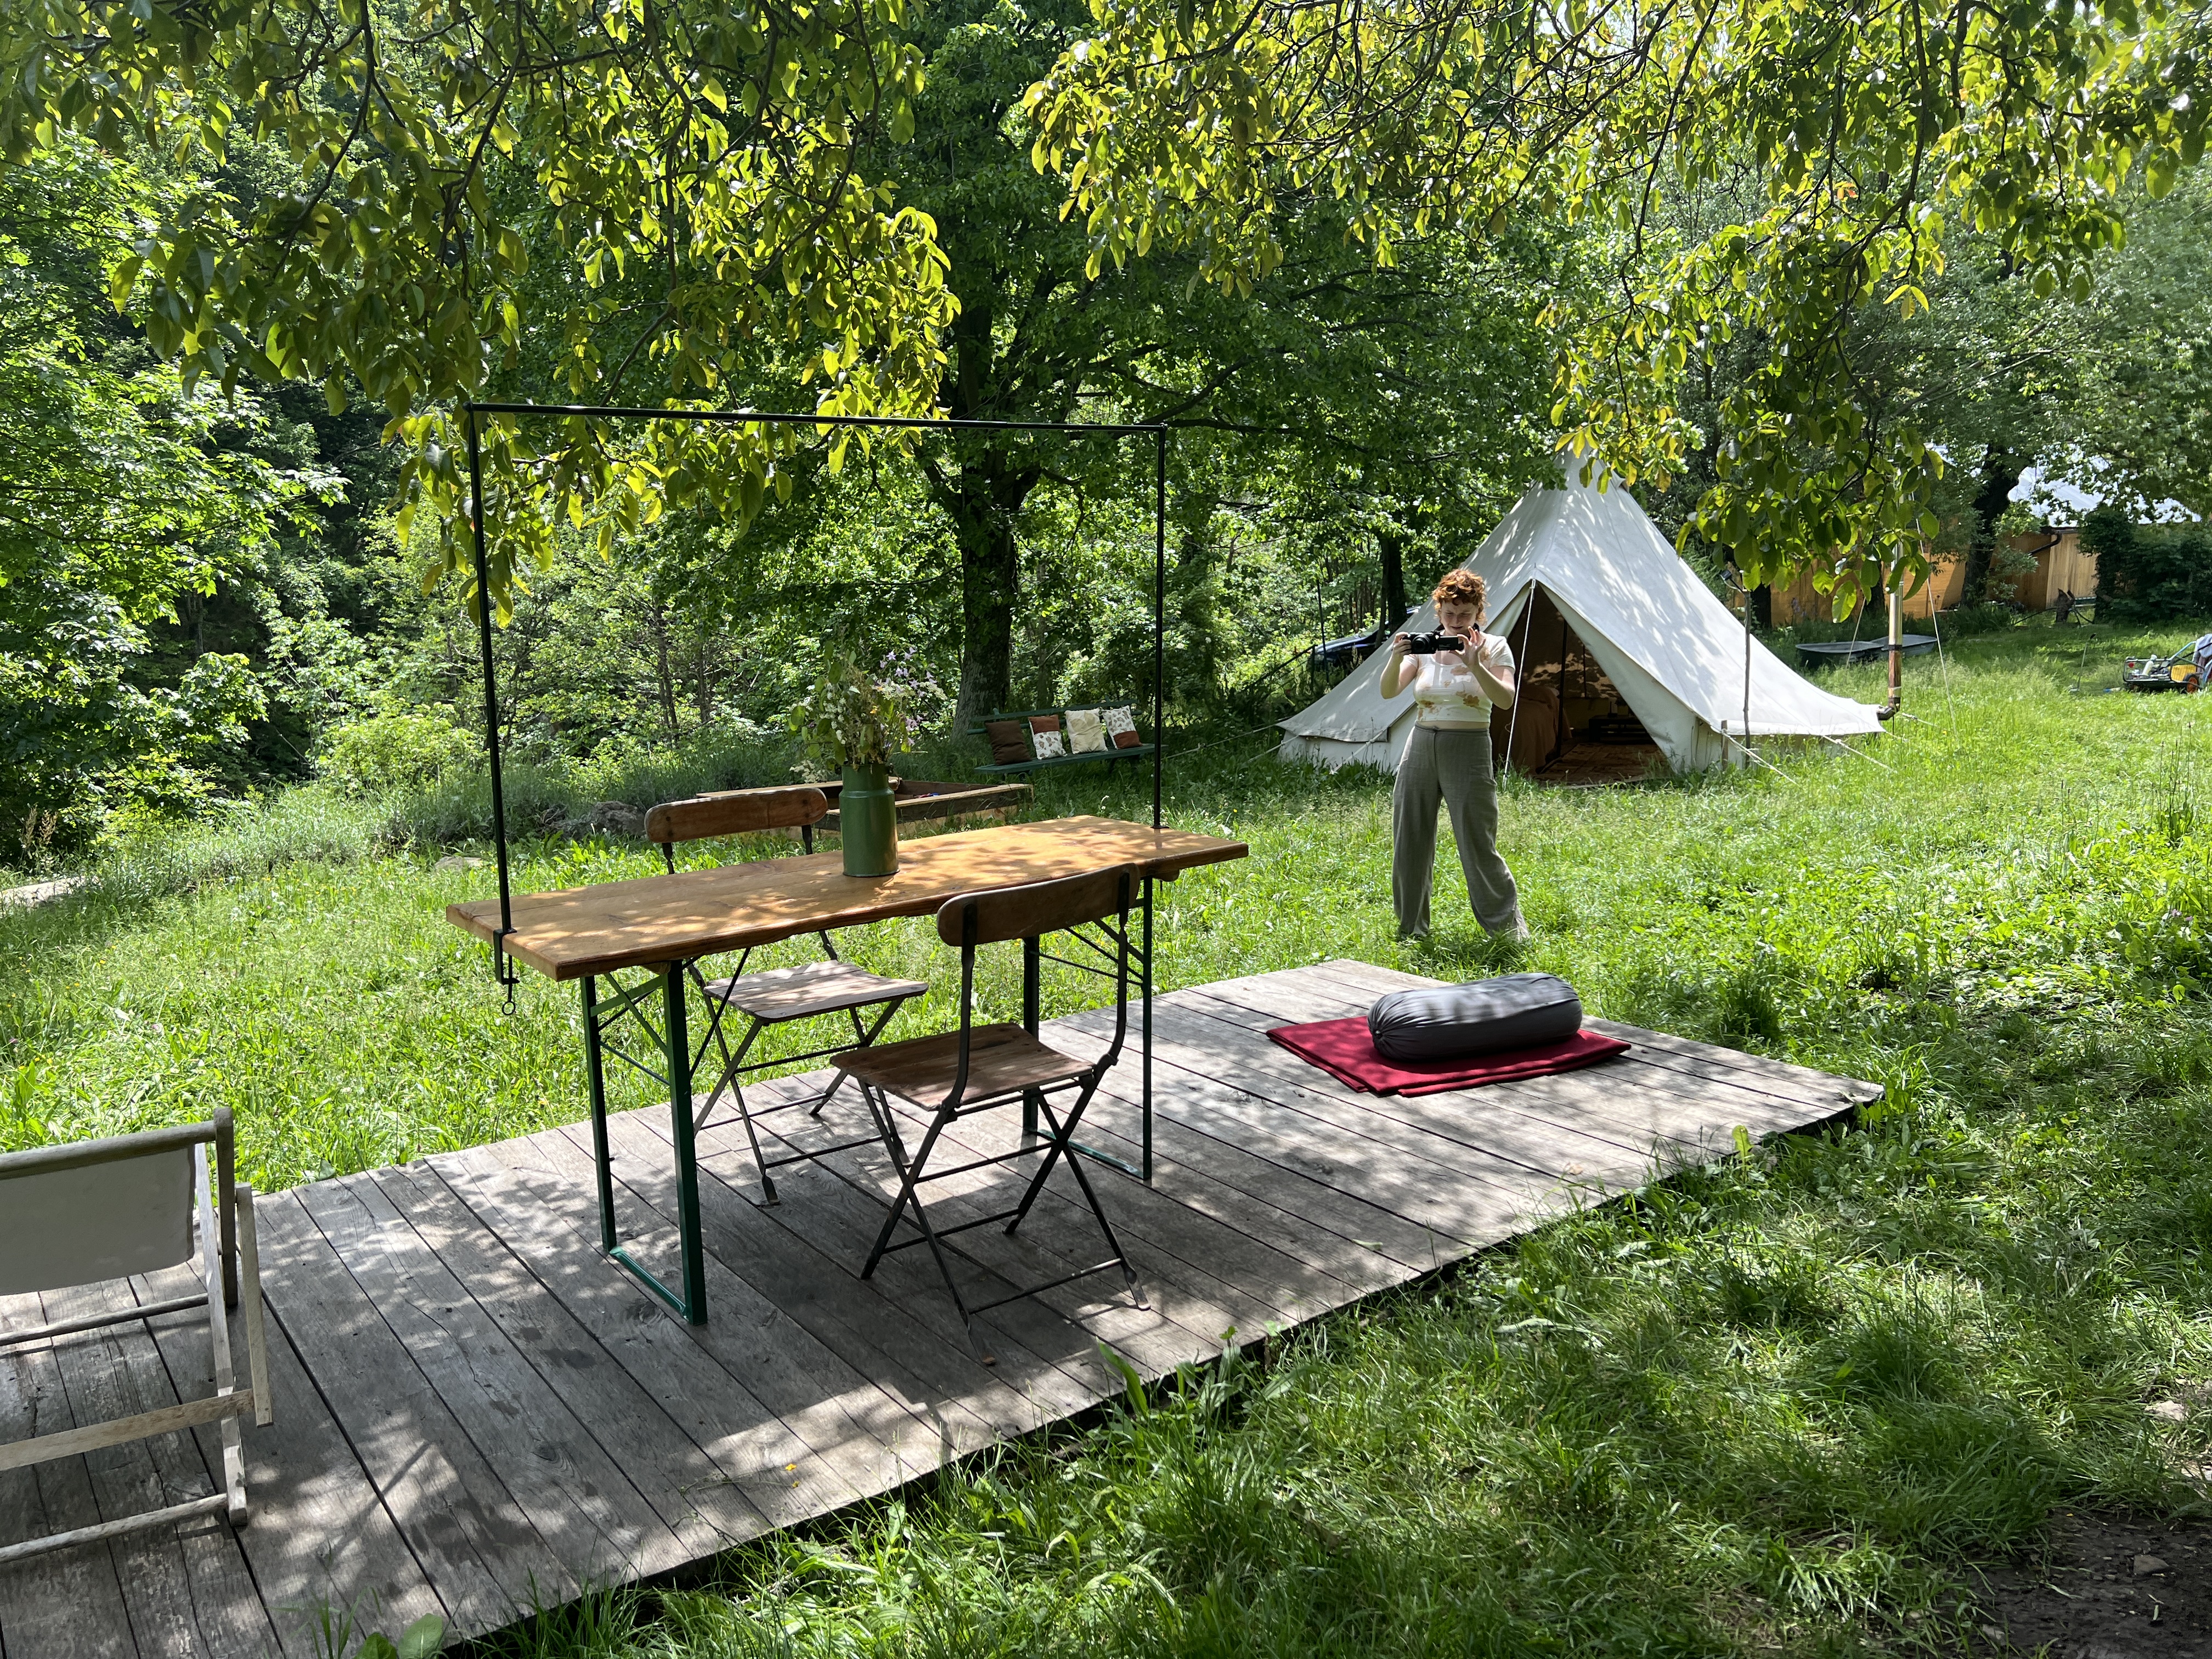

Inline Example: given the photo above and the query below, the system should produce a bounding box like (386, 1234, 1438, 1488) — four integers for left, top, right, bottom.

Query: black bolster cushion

(1368, 973, 1584, 1062)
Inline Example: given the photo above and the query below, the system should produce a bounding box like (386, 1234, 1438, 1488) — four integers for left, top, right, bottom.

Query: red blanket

(1267, 1017, 1630, 1096)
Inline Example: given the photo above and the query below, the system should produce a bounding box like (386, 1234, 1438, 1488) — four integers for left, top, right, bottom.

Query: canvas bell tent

(1278, 471, 1884, 776)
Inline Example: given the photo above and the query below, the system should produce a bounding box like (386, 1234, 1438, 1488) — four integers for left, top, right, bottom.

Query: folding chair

(646, 785, 928, 1203)
(835, 864, 1147, 1359)
(0, 1109, 273, 1565)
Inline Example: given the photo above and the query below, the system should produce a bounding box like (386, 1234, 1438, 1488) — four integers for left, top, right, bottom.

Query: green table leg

(599, 962, 709, 1324)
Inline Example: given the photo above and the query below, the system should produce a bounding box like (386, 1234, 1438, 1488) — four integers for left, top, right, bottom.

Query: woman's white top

(1410, 636, 1515, 729)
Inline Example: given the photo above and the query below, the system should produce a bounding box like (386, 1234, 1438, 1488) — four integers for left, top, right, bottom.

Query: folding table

(446, 814, 1246, 1323)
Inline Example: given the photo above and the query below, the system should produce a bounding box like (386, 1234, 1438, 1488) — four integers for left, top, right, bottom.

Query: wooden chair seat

(836, 1023, 1091, 1113)
(701, 960, 928, 1024)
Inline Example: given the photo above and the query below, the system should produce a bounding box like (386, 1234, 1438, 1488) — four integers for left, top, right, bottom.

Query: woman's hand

(1389, 633, 1412, 660)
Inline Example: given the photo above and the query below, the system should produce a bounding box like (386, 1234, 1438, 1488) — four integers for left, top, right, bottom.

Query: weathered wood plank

(1041, 1029, 1488, 1276)
(747, 1072, 1337, 1338)
(433, 1143, 847, 1538)
(1178, 972, 1843, 1155)
(459, 1128, 956, 1522)
(1063, 1000, 1638, 1217)
(252, 1188, 543, 1635)
(597, 1113, 1122, 1414)
(370, 1160, 762, 1561)
(131, 1261, 445, 1659)
(0, 1296, 142, 1659)
(667, 1090, 1237, 1381)
(295, 1173, 689, 1593)
(1302, 960, 1880, 1108)
(546, 1114, 1042, 1476)
(34, 1276, 270, 1659)
(1168, 979, 1768, 1155)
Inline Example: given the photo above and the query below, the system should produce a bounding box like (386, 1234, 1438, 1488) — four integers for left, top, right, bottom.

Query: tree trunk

(1964, 451, 2022, 603)
(944, 447, 1042, 729)
(648, 600, 680, 743)
(1376, 529, 1410, 636)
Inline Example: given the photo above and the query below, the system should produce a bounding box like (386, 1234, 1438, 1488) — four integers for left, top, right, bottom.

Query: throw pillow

(1113, 730, 1143, 749)
(983, 718, 1031, 765)
(1033, 726, 1066, 760)
(1065, 706, 1108, 754)
(1102, 704, 1136, 738)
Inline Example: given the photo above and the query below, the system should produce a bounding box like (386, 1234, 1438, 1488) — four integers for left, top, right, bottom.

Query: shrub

(2081, 505, 2212, 623)
(317, 707, 479, 798)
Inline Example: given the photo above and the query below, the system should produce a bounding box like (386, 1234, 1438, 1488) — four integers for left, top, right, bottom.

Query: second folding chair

(834, 863, 1147, 1359)
(645, 785, 927, 1203)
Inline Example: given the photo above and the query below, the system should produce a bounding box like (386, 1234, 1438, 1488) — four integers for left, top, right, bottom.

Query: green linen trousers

(1392, 725, 1522, 938)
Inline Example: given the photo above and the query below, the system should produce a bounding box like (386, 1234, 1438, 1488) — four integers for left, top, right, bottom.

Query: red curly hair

(1431, 569, 1488, 625)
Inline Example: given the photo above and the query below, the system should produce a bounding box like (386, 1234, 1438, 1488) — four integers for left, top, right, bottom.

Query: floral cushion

(1032, 727, 1066, 759)
(1065, 707, 1108, 754)
(1102, 705, 1136, 738)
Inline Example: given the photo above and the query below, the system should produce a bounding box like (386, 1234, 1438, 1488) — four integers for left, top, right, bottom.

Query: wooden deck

(0, 961, 1880, 1657)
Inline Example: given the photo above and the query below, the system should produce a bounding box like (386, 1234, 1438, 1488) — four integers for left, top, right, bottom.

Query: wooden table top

(445, 815, 1248, 981)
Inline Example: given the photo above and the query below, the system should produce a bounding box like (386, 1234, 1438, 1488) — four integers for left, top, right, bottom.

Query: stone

(432, 855, 486, 873)
(2146, 1399, 2187, 1423)
(2132, 1554, 2168, 1577)
(579, 800, 646, 836)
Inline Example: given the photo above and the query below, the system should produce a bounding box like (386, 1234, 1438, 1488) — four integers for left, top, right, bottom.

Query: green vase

(839, 761, 900, 877)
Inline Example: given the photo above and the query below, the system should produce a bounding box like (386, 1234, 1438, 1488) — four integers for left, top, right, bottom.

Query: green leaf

(395, 1614, 445, 1659)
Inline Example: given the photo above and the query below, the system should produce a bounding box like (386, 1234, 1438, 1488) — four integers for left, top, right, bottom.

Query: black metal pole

(1153, 427, 1166, 833)
(465, 410, 515, 986)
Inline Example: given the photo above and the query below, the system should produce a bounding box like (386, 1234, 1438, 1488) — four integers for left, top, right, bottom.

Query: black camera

(1402, 630, 1469, 654)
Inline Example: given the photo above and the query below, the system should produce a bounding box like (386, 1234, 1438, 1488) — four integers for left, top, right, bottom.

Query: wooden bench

(968, 707, 1155, 776)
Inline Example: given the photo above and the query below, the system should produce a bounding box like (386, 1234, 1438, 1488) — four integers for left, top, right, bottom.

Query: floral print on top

(1411, 636, 1515, 729)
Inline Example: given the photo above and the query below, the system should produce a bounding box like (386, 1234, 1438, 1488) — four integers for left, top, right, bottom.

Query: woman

(1380, 569, 1526, 940)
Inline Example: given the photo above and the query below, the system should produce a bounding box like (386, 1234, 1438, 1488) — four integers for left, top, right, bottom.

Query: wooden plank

(585, 1114, 1122, 1414)
(747, 1072, 1342, 1338)
(32, 1276, 270, 1659)
(445, 817, 1246, 979)
(1064, 1000, 1637, 1217)
(1178, 980, 1821, 1147)
(1183, 970, 1850, 1150)
(0, 1294, 142, 1659)
(1155, 993, 1742, 1192)
(533, 1119, 1028, 1484)
(250, 1188, 543, 1635)
(439, 1133, 949, 1528)
(293, 1173, 690, 1594)
(1304, 959, 1880, 1107)
(369, 1160, 762, 1559)
(131, 1261, 446, 1659)
(654, 1090, 1241, 1381)
(1035, 1030, 1471, 1279)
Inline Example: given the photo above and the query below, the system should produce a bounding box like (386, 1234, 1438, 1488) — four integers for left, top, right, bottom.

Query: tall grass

(8, 620, 2212, 1655)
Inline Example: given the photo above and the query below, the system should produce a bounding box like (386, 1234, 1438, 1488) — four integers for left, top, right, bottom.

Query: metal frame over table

(448, 815, 1245, 1324)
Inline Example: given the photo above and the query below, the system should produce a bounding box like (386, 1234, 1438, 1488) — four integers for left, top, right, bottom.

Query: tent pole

(1741, 565, 1752, 770)
(1501, 588, 1537, 776)
(464, 407, 516, 992)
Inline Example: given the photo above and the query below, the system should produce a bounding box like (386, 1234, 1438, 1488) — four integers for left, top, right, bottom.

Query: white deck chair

(0, 1109, 272, 1564)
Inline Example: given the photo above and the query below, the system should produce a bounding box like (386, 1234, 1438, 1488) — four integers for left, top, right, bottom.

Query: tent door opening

(1492, 586, 1664, 785)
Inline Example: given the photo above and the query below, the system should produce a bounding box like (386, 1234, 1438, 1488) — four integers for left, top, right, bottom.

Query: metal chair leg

(1020, 1082, 1147, 1307)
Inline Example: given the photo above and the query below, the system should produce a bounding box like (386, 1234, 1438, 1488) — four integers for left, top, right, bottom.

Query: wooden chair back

(645, 787, 829, 853)
(937, 865, 1138, 949)
(0, 1115, 233, 1297)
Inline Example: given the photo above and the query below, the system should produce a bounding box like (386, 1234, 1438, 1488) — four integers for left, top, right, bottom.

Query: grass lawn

(7, 618, 2212, 1655)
